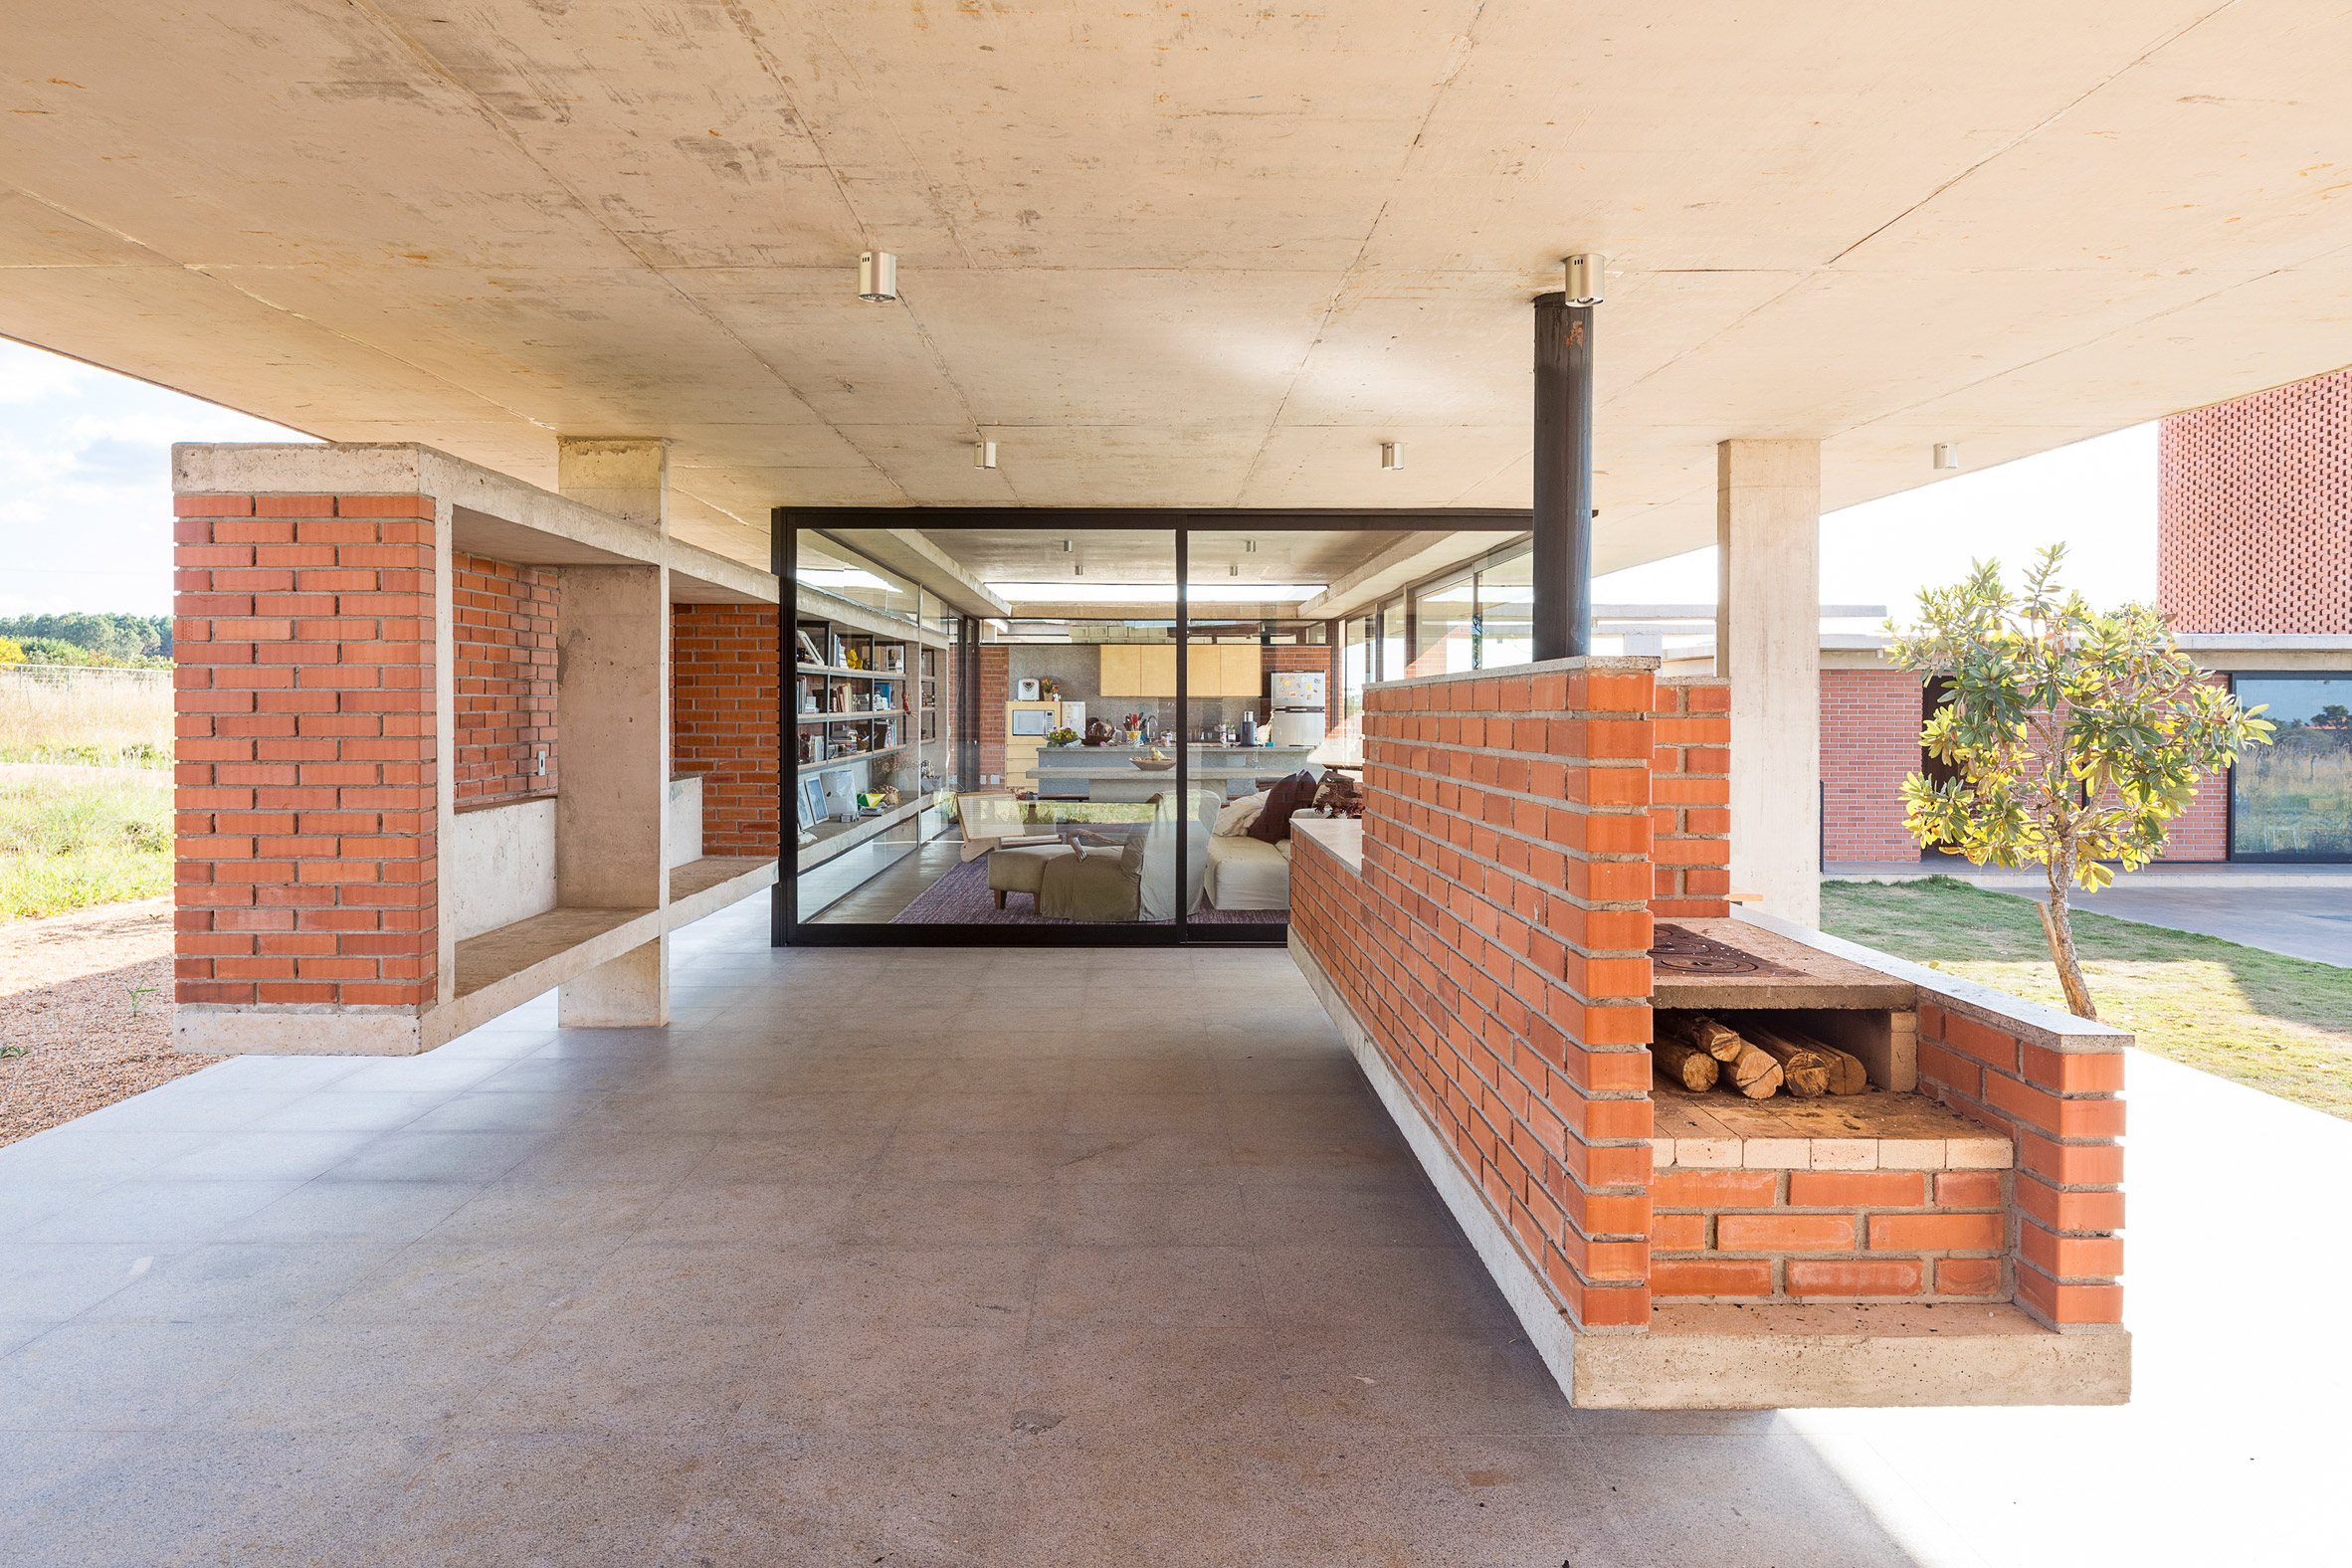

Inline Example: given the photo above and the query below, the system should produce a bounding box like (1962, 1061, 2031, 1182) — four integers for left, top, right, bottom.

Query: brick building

(1803, 370, 2352, 870)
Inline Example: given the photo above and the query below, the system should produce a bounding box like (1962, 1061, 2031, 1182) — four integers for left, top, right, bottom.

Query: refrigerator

(1268, 671, 1326, 748)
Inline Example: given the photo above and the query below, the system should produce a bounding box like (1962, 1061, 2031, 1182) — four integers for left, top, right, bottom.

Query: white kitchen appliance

(1269, 671, 1326, 748)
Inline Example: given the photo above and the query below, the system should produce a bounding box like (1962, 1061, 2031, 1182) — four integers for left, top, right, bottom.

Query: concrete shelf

(796, 795, 941, 873)
(797, 743, 910, 774)
(796, 709, 907, 723)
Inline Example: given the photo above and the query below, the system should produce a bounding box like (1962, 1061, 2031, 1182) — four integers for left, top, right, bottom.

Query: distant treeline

(0, 613, 173, 668)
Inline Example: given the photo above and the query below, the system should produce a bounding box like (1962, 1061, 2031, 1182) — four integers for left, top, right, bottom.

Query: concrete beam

(1716, 440, 1822, 927)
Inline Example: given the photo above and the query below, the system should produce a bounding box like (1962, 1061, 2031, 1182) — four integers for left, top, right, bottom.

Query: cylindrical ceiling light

(1379, 443, 1404, 471)
(858, 251, 898, 301)
(1933, 443, 1961, 471)
(1563, 253, 1606, 306)
(973, 440, 999, 469)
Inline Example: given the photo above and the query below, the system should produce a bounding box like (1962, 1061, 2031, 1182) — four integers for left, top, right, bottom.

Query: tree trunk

(2038, 852, 2099, 1020)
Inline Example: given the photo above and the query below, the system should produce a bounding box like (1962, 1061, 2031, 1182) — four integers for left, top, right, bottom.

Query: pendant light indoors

(857, 251, 897, 301)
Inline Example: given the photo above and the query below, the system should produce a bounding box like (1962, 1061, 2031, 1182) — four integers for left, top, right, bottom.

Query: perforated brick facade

(2160, 368, 2352, 635)
(172, 493, 438, 1011)
(672, 605, 782, 857)
(451, 553, 556, 806)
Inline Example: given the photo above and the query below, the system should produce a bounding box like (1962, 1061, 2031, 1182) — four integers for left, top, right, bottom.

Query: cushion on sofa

(1213, 791, 1270, 837)
(1246, 769, 1317, 844)
(1203, 832, 1290, 910)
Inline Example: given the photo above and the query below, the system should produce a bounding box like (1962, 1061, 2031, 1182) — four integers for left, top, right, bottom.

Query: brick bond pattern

(1291, 665, 1659, 1329)
(451, 553, 555, 806)
(1820, 670, 2230, 866)
(1650, 1168, 2009, 1303)
(1821, 670, 1922, 864)
(173, 493, 437, 1010)
(1649, 677, 1730, 918)
(2159, 367, 2352, 635)
(1915, 1004, 2125, 1326)
(672, 605, 782, 857)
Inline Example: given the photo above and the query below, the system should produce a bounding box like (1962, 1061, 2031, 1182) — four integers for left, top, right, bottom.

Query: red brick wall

(1651, 1167, 2009, 1303)
(1914, 1003, 2126, 1328)
(1650, 677, 1730, 918)
(173, 493, 437, 1011)
(1821, 670, 1921, 865)
(979, 645, 1008, 783)
(2160, 368, 2352, 635)
(672, 605, 781, 857)
(1290, 663, 1659, 1329)
(452, 553, 556, 806)
(1817, 667, 2230, 864)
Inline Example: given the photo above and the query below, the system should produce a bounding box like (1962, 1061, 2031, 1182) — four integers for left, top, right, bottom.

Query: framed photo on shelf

(795, 629, 825, 667)
(798, 777, 825, 830)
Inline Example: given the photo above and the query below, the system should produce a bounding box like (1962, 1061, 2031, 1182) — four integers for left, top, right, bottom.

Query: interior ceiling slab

(4, 0, 2350, 578)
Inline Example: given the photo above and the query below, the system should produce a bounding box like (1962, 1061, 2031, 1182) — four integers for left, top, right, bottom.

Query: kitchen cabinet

(1096, 643, 1262, 697)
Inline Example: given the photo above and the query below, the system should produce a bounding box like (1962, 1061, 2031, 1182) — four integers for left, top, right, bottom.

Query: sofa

(1203, 832, 1291, 910)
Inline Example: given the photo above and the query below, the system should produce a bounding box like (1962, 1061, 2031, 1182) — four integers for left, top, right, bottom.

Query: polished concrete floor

(0, 894, 2335, 1565)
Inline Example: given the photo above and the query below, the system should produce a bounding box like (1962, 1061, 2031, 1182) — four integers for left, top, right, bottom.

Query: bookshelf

(794, 615, 915, 837)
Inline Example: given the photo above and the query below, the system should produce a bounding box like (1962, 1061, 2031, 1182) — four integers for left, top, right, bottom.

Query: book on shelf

(828, 632, 847, 669)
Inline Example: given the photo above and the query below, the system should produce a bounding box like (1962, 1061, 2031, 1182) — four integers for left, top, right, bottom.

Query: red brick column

(672, 604, 782, 857)
(978, 645, 1008, 783)
(173, 493, 438, 1016)
(1650, 676, 1730, 917)
(1296, 660, 1659, 1329)
(1915, 1002, 2127, 1328)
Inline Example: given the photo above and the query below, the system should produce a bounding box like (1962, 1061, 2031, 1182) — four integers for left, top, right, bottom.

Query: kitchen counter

(1027, 743, 1314, 801)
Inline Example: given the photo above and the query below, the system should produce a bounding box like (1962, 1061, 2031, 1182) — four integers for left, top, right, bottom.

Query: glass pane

(797, 528, 1181, 925)
(1337, 614, 1369, 766)
(1476, 546, 1534, 670)
(1412, 569, 1476, 677)
(1376, 594, 1405, 685)
(795, 530, 918, 623)
(2233, 676, 2352, 861)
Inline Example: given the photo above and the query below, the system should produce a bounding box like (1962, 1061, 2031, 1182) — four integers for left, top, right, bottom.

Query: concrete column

(1715, 440, 1822, 929)
(555, 438, 671, 1026)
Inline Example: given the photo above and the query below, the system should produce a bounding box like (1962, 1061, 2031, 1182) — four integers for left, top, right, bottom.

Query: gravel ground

(0, 895, 216, 1148)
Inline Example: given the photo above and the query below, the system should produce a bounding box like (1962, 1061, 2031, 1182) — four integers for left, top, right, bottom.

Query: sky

(0, 336, 2158, 624)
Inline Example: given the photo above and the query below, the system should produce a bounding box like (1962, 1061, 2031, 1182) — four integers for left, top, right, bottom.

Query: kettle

(1237, 710, 1258, 747)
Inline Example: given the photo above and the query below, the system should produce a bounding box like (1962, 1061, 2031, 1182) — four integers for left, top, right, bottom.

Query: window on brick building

(2232, 674, 2352, 861)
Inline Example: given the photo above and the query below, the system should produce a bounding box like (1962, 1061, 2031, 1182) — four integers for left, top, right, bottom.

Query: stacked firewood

(1652, 1012, 1870, 1100)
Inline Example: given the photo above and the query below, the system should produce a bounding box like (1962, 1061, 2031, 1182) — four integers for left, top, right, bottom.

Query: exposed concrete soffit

(1297, 530, 1526, 622)
(823, 527, 1011, 620)
(172, 442, 778, 605)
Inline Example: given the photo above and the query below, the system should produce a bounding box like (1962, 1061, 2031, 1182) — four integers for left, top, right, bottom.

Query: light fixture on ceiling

(1563, 253, 1606, 306)
(1230, 563, 1240, 576)
(1244, 539, 1257, 552)
(1933, 443, 1961, 471)
(1074, 561, 1083, 577)
(973, 440, 999, 469)
(857, 251, 897, 301)
(1061, 539, 1073, 552)
(1379, 442, 1405, 471)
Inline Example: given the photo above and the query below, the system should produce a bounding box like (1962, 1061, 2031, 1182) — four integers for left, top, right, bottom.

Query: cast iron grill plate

(1649, 923, 1804, 979)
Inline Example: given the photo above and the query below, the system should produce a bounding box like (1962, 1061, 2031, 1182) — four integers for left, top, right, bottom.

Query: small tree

(1885, 545, 2271, 1019)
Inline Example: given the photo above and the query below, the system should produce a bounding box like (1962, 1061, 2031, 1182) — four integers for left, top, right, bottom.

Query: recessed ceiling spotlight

(1563, 253, 1606, 306)
(857, 251, 897, 301)
(1933, 443, 1961, 471)
(1379, 442, 1404, 471)
(973, 440, 999, 469)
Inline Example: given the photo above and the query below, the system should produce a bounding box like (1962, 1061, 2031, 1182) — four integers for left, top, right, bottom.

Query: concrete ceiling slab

(5, 0, 2350, 583)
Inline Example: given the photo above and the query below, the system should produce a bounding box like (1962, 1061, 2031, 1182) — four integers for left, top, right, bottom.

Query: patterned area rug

(888, 849, 1284, 926)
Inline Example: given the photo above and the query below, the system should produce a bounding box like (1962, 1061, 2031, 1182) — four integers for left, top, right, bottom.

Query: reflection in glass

(1413, 570, 1476, 677)
(795, 530, 918, 623)
(2233, 676, 2352, 861)
(1476, 547, 1533, 670)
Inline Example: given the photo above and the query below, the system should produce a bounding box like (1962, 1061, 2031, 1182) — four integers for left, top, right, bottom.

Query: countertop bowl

(1131, 757, 1177, 772)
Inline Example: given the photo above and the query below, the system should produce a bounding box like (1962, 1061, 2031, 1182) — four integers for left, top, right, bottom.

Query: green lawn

(0, 775, 174, 921)
(1823, 877, 2352, 1121)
